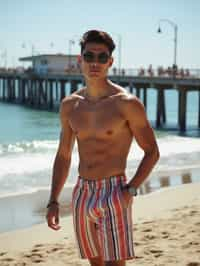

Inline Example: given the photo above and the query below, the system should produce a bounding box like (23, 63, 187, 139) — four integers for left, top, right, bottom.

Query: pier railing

(0, 67, 200, 79)
(109, 68, 200, 79)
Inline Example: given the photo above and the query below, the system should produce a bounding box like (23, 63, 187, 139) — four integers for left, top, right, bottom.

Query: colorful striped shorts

(72, 175, 135, 261)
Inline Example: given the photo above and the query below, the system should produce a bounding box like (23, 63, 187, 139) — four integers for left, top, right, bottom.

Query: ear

(108, 56, 114, 68)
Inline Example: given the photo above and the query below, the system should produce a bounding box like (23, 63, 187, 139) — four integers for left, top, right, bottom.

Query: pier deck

(0, 71, 200, 132)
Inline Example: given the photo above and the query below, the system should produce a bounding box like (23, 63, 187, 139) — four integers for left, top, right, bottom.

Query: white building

(19, 54, 80, 74)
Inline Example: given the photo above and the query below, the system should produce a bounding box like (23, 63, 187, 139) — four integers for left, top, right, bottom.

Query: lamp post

(22, 42, 35, 56)
(1, 49, 7, 68)
(157, 19, 178, 76)
(68, 39, 75, 70)
(50, 42, 54, 53)
(110, 32, 122, 75)
(118, 34, 122, 75)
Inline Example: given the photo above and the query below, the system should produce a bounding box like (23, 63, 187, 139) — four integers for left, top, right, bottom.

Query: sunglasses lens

(83, 52, 94, 63)
(98, 53, 110, 64)
(83, 51, 110, 64)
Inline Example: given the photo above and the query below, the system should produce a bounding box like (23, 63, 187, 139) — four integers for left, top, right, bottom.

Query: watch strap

(127, 185, 138, 196)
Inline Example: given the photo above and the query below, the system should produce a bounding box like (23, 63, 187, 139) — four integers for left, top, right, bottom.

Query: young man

(46, 30, 160, 266)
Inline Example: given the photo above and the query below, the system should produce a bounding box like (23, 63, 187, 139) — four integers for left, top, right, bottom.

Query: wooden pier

(0, 71, 200, 132)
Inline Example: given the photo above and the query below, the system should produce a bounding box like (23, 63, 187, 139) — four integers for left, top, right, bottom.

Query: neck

(85, 78, 112, 100)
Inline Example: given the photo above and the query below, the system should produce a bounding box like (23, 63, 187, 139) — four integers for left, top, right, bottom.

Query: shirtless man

(46, 30, 160, 266)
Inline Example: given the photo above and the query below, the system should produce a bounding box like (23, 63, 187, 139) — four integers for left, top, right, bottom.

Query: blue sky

(0, 0, 199, 69)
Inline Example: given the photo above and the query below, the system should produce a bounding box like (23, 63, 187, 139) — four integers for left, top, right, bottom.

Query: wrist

(126, 185, 138, 197)
(46, 200, 59, 208)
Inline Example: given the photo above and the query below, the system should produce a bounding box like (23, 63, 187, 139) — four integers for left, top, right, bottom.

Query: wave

(0, 135, 200, 197)
(0, 140, 59, 155)
(1, 135, 200, 156)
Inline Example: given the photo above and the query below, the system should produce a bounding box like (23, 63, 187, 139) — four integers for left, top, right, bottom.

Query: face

(78, 42, 113, 80)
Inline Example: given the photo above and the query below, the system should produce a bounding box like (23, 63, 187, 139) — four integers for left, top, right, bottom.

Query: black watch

(127, 185, 138, 196)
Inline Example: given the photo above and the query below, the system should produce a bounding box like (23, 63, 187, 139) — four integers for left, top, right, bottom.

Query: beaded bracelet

(46, 201, 59, 208)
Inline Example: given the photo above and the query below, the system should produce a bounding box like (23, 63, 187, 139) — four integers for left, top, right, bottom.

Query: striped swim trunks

(72, 175, 135, 261)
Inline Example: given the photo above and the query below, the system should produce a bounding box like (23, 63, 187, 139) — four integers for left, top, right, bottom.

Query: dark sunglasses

(82, 51, 110, 64)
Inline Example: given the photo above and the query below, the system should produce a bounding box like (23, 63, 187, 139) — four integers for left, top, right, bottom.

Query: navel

(106, 130, 113, 135)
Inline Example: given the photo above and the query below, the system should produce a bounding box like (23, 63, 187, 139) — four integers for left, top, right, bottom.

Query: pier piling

(0, 72, 200, 132)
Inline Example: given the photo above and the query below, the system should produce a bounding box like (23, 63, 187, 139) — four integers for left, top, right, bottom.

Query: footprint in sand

(23, 252, 44, 263)
(34, 244, 44, 248)
(45, 246, 64, 254)
(141, 220, 154, 225)
(161, 231, 170, 238)
(142, 228, 152, 232)
(189, 210, 198, 216)
(144, 234, 156, 240)
(31, 248, 41, 253)
(149, 249, 164, 258)
(0, 257, 15, 262)
(30, 254, 45, 263)
(0, 252, 7, 256)
(188, 241, 199, 246)
(134, 241, 141, 246)
(168, 237, 179, 241)
(182, 241, 199, 249)
(51, 247, 62, 252)
(32, 259, 45, 263)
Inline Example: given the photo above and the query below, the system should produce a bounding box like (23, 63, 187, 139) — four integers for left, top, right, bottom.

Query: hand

(46, 204, 61, 230)
(121, 186, 133, 209)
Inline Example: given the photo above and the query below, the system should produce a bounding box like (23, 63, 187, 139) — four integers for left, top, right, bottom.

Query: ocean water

(0, 89, 200, 196)
(0, 90, 200, 232)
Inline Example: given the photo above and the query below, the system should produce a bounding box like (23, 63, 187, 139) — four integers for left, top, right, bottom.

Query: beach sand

(0, 183, 200, 266)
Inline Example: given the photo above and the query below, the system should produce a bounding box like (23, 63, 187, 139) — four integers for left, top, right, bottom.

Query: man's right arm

(46, 98, 75, 230)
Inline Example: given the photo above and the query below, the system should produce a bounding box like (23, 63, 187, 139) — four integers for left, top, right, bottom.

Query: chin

(88, 72, 102, 78)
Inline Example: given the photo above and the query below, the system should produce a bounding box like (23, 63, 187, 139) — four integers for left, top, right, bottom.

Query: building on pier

(19, 54, 80, 75)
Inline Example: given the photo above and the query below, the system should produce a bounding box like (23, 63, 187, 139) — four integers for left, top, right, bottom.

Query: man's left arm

(123, 95, 160, 189)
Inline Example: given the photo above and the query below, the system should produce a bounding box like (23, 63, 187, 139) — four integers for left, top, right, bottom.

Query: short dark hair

(80, 30, 116, 55)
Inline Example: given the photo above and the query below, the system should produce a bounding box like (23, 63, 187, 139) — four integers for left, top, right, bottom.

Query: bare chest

(68, 101, 125, 139)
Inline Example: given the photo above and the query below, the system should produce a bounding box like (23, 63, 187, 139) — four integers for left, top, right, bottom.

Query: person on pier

(46, 29, 160, 266)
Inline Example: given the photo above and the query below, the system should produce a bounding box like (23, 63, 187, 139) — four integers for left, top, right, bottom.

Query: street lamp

(0, 49, 7, 68)
(110, 32, 122, 75)
(117, 34, 122, 75)
(68, 39, 75, 69)
(157, 19, 178, 74)
(22, 42, 35, 56)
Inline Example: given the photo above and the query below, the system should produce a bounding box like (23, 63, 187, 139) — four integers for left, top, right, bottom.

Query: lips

(89, 68, 100, 72)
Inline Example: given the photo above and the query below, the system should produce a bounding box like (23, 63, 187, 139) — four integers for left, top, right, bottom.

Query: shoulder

(115, 89, 145, 115)
(109, 83, 145, 115)
(115, 91, 148, 128)
(60, 88, 84, 114)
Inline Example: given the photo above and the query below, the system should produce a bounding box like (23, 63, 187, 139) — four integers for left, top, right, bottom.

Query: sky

(0, 0, 200, 69)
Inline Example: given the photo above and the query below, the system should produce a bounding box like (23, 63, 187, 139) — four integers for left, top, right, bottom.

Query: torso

(67, 85, 134, 179)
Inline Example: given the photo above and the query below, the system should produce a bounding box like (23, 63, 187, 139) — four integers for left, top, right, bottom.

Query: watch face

(128, 186, 137, 196)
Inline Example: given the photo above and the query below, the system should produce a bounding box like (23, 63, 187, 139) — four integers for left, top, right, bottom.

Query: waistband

(77, 175, 127, 189)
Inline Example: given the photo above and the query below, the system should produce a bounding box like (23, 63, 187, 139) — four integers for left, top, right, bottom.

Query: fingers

(46, 210, 61, 231)
(48, 223, 61, 231)
(121, 189, 133, 208)
(47, 217, 61, 230)
(55, 215, 59, 224)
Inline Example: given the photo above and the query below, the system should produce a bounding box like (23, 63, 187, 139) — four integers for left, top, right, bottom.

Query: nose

(91, 54, 99, 64)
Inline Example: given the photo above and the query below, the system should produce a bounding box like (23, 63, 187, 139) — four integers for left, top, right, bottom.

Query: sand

(0, 183, 200, 266)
